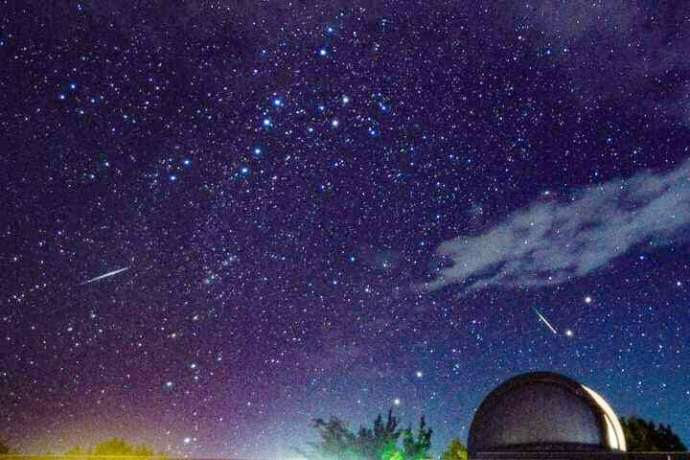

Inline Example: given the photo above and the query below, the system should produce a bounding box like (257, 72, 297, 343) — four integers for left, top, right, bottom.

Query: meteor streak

(81, 266, 129, 285)
(532, 306, 558, 335)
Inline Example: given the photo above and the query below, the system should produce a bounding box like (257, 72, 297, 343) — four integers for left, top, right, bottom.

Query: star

(4, 3, 690, 457)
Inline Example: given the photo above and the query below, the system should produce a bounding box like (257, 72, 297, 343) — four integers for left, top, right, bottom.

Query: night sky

(2, 1, 690, 458)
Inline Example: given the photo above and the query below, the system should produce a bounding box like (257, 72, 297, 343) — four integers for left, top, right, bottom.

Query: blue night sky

(1, 1, 689, 458)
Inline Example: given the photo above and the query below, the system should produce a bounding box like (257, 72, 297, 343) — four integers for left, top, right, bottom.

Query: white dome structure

(468, 372, 626, 454)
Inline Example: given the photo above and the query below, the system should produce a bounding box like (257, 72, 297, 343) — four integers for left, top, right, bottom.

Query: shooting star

(532, 306, 558, 335)
(81, 266, 129, 285)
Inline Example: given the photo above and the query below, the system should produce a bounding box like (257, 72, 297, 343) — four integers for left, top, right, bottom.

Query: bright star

(393, 398, 401, 406)
(584, 296, 593, 304)
(319, 48, 328, 57)
(331, 119, 339, 128)
(416, 370, 423, 378)
(565, 329, 574, 337)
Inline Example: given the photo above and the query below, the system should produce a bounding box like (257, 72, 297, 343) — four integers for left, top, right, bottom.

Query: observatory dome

(468, 372, 626, 454)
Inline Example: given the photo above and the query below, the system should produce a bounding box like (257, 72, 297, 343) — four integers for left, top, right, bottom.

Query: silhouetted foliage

(401, 416, 432, 460)
(0, 438, 164, 460)
(355, 410, 402, 459)
(308, 417, 360, 460)
(302, 410, 432, 460)
(441, 438, 468, 460)
(90, 438, 157, 457)
(621, 416, 687, 452)
(61, 438, 163, 460)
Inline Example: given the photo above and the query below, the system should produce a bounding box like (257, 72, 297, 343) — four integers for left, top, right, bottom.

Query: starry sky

(2, 1, 690, 458)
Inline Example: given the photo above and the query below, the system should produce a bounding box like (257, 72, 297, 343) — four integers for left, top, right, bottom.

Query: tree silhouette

(307, 417, 359, 460)
(440, 438, 468, 460)
(401, 416, 432, 460)
(0, 438, 163, 460)
(621, 416, 687, 452)
(61, 438, 163, 460)
(302, 410, 431, 460)
(355, 410, 402, 459)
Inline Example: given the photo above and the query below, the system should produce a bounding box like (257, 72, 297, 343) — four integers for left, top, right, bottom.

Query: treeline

(0, 438, 166, 459)
(0, 413, 685, 460)
(621, 416, 687, 452)
(298, 410, 465, 460)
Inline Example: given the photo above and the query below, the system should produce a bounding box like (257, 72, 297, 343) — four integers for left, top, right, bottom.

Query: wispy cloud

(423, 160, 690, 292)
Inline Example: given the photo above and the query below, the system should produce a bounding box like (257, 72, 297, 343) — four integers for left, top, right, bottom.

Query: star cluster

(1, 1, 689, 458)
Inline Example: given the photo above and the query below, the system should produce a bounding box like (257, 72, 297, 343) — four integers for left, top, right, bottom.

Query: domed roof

(468, 372, 626, 454)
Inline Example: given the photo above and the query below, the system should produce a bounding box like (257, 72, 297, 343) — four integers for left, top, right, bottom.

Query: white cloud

(423, 159, 690, 292)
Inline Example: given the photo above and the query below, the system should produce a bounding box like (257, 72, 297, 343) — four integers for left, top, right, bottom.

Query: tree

(66, 438, 163, 460)
(0, 438, 163, 460)
(92, 438, 156, 457)
(401, 416, 432, 460)
(302, 410, 432, 460)
(441, 438, 468, 460)
(355, 410, 402, 459)
(307, 417, 360, 460)
(621, 416, 687, 452)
